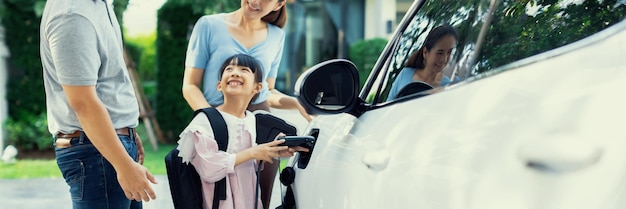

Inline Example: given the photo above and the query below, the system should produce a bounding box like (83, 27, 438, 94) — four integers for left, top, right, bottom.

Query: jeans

(54, 131, 142, 209)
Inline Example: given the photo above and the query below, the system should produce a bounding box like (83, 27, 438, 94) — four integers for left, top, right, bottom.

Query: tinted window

(366, 0, 626, 103)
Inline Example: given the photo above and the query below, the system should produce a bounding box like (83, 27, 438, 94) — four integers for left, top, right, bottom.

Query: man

(40, 0, 157, 208)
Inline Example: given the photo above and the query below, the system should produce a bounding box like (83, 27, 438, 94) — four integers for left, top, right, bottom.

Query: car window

(365, 0, 626, 104)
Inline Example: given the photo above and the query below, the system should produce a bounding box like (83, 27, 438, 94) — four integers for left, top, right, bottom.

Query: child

(176, 54, 304, 209)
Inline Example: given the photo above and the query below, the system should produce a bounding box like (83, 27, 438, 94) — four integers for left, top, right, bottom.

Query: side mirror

(294, 59, 360, 115)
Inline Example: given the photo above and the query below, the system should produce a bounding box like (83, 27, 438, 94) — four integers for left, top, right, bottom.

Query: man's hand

(117, 162, 158, 202)
(134, 131, 145, 165)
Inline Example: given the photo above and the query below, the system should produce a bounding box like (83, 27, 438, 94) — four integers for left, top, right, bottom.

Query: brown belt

(56, 127, 133, 138)
(55, 127, 133, 148)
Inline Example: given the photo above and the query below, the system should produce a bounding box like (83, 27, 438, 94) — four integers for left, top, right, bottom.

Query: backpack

(165, 108, 297, 209)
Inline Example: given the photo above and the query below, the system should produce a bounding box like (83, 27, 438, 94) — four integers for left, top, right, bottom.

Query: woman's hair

(261, 0, 287, 28)
(406, 24, 458, 69)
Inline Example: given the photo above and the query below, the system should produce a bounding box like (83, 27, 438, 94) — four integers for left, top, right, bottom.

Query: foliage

(0, 0, 128, 151)
(374, 0, 625, 103)
(2, 0, 46, 120)
(0, 143, 175, 178)
(348, 38, 388, 88)
(155, 0, 239, 142)
(112, 0, 129, 27)
(166, 0, 239, 15)
(476, 0, 626, 74)
(125, 32, 158, 81)
(155, 2, 201, 141)
(0, 123, 173, 179)
(3, 112, 50, 151)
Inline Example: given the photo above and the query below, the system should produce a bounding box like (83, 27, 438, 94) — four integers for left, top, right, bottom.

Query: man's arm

(62, 85, 157, 202)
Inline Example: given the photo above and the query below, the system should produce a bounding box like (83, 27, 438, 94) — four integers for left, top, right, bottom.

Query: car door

(285, 0, 626, 208)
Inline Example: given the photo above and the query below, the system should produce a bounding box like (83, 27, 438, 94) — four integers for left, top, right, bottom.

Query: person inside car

(386, 24, 458, 101)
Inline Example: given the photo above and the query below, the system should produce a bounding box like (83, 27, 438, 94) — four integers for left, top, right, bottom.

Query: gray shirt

(40, 0, 139, 135)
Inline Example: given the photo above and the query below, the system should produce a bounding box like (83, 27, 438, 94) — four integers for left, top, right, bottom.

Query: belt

(55, 127, 134, 149)
(56, 127, 133, 138)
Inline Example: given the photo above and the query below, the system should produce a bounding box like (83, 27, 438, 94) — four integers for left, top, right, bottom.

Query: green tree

(476, 0, 626, 74)
(349, 38, 388, 88)
(0, 0, 129, 151)
(1, 0, 48, 124)
(155, 0, 239, 142)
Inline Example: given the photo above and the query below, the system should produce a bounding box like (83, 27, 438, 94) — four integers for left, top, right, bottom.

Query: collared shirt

(40, 0, 139, 135)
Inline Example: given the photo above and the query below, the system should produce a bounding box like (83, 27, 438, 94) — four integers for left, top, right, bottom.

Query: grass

(0, 123, 289, 179)
(142, 143, 176, 175)
(0, 144, 175, 179)
(0, 159, 61, 179)
(0, 122, 174, 179)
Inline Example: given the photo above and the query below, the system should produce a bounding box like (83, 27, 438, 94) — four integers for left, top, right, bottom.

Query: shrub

(348, 38, 388, 88)
(2, 1, 46, 120)
(0, 0, 128, 151)
(3, 112, 50, 151)
(155, 2, 202, 142)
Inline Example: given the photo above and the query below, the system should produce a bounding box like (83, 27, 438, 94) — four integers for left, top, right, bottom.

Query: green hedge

(3, 112, 48, 150)
(155, 2, 202, 142)
(154, 1, 241, 142)
(348, 38, 388, 88)
(3, 1, 45, 121)
(0, 0, 127, 151)
(1, 1, 48, 151)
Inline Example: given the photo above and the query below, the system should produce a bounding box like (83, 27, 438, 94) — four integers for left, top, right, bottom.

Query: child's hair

(219, 54, 264, 102)
(219, 54, 264, 83)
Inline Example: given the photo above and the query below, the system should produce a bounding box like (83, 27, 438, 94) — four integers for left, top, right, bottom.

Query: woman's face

(423, 35, 456, 72)
(241, 0, 284, 19)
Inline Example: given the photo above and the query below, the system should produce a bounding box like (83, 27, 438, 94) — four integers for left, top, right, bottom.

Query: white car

(277, 0, 626, 208)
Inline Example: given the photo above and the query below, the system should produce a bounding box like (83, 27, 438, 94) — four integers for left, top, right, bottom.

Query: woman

(181, 0, 309, 208)
(386, 24, 458, 101)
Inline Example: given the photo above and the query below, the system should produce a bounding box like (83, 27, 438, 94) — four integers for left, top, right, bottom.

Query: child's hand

(273, 133, 311, 156)
(246, 139, 289, 163)
(287, 146, 310, 153)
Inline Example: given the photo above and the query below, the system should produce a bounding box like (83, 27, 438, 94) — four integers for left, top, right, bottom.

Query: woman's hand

(296, 102, 313, 122)
(267, 89, 313, 122)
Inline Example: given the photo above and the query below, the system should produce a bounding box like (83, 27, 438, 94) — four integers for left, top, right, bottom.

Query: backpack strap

(194, 108, 228, 209)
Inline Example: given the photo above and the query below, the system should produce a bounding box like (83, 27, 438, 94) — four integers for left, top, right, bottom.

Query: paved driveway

(0, 174, 288, 209)
(0, 109, 308, 209)
(0, 176, 173, 209)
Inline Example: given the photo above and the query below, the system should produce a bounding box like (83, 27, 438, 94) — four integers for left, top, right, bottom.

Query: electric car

(279, 0, 626, 208)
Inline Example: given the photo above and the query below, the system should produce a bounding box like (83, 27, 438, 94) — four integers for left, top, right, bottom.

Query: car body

(280, 0, 626, 208)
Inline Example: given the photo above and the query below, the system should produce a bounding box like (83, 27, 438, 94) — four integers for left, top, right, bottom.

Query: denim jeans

(54, 131, 142, 209)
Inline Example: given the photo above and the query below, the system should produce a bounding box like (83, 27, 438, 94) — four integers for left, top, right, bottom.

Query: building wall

(396, 0, 413, 23)
(0, 25, 8, 153)
(364, 0, 396, 39)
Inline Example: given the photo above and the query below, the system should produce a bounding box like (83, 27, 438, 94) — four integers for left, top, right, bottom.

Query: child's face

(217, 64, 262, 98)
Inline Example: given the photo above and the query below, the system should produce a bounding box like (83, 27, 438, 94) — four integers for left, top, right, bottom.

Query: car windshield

(366, 0, 626, 103)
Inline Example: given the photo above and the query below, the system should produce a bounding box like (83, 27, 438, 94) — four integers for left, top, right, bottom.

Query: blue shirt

(185, 14, 284, 106)
(386, 67, 454, 101)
